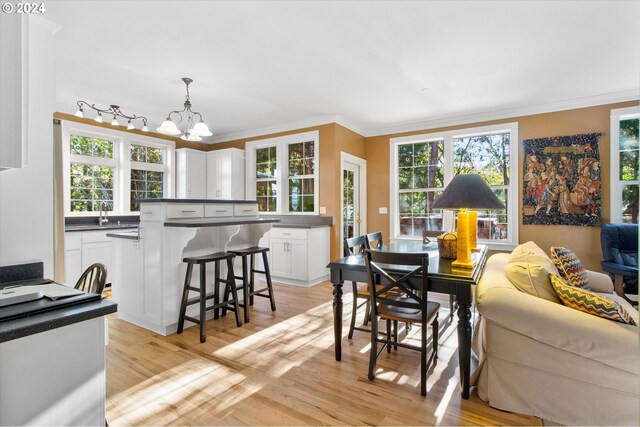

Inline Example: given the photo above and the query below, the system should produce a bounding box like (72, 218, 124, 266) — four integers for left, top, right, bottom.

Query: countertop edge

(272, 224, 331, 229)
(164, 218, 280, 227)
(139, 199, 257, 204)
(0, 299, 117, 343)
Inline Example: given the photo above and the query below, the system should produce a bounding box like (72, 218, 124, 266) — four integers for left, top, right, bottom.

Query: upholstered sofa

(472, 247, 639, 426)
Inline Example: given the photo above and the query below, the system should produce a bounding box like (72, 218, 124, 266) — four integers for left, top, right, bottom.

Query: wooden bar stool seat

(225, 246, 276, 323)
(177, 251, 242, 343)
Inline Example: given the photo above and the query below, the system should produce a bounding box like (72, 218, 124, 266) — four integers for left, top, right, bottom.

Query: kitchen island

(109, 199, 278, 335)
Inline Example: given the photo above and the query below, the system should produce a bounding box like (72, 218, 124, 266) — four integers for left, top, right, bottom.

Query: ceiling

(47, 1, 640, 143)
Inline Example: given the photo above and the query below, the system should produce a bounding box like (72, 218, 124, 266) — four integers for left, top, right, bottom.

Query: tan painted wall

(365, 101, 638, 271)
(211, 123, 367, 260)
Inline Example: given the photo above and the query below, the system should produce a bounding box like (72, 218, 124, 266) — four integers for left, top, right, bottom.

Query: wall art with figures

(522, 132, 603, 226)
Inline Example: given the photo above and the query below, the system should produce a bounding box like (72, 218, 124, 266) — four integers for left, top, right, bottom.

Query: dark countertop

(139, 198, 257, 204)
(272, 224, 331, 229)
(164, 218, 280, 228)
(0, 298, 117, 343)
(106, 230, 139, 240)
(66, 223, 139, 232)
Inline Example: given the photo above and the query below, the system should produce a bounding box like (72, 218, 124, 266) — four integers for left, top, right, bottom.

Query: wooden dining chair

(365, 231, 383, 249)
(364, 249, 440, 396)
(344, 235, 372, 339)
(75, 263, 107, 295)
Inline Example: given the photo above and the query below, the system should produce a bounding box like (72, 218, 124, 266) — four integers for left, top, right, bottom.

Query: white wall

(0, 17, 57, 278)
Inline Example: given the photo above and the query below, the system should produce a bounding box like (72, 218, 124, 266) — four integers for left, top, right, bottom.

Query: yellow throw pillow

(550, 273, 636, 325)
(504, 241, 561, 303)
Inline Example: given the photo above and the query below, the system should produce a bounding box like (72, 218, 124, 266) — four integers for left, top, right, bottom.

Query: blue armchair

(600, 223, 638, 303)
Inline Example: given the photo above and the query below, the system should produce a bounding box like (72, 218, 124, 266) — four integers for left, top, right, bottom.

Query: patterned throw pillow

(550, 247, 590, 290)
(549, 274, 636, 325)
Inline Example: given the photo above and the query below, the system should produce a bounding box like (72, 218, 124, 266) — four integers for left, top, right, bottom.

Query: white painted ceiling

(47, 1, 640, 142)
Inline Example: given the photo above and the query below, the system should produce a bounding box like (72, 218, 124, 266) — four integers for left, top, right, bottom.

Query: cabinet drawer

(234, 204, 258, 217)
(166, 204, 203, 219)
(65, 233, 81, 250)
(204, 204, 233, 218)
(139, 204, 163, 221)
(81, 230, 110, 243)
(270, 227, 308, 240)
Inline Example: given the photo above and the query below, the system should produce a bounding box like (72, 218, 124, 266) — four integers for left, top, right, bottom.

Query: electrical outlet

(319, 206, 326, 214)
(379, 207, 388, 214)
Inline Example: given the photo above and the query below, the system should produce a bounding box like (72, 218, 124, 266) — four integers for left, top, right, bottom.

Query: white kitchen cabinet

(110, 238, 143, 318)
(176, 148, 207, 199)
(0, 14, 28, 169)
(64, 230, 113, 286)
(207, 148, 245, 200)
(140, 221, 164, 326)
(268, 227, 329, 287)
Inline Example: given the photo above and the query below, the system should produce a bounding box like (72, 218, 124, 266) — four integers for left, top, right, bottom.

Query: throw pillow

(549, 273, 636, 326)
(505, 241, 561, 303)
(550, 247, 590, 290)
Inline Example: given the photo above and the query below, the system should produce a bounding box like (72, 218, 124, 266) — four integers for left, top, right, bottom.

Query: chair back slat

(364, 249, 429, 315)
(75, 263, 107, 295)
(344, 235, 368, 256)
(365, 231, 383, 249)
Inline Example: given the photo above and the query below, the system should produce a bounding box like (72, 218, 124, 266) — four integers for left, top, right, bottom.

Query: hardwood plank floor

(105, 282, 535, 425)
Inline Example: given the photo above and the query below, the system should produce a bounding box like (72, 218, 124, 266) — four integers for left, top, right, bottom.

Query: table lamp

(431, 174, 505, 268)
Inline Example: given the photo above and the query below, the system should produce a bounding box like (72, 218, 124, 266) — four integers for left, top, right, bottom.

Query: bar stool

(225, 246, 276, 323)
(177, 252, 242, 343)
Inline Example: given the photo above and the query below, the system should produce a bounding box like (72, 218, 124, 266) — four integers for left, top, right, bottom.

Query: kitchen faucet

(99, 202, 109, 226)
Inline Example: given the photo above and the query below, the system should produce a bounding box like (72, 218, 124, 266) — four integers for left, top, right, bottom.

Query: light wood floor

(105, 282, 538, 426)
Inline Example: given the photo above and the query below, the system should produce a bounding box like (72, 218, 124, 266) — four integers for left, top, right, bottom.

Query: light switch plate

(379, 207, 388, 214)
(319, 206, 327, 214)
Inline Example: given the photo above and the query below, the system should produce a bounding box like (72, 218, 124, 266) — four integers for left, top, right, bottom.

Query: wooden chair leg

(249, 254, 255, 306)
(363, 298, 370, 326)
(241, 256, 250, 324)
(348, 281, 358, 339)
(227, 258, 242, 327)
(262, 251, 276, 311)
(199, 263, 206, 343)
(177, 263, 193, 334)
(213, 260, 220, 320)
(386, 319, 392, 354)
(368, 312, 378, 381)
(421, 313, 427, 396)
(393, 320, 398, 350)
(449, 294, 455, 318)
(433, 315, 439, 360)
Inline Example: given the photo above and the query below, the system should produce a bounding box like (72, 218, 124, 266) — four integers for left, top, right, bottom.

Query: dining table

(327, 240, 488, 399)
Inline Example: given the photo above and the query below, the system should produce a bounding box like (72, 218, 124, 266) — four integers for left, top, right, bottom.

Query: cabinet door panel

(141, 223, 163, 324)
(288, 240, 308, 280)
(269, 238, 289, 277)
(112, 240, 143, 316)
(81, 241, 113, 284)
(64, 249, 82, 287)
(206, 152, 220, 199)
(187, 151, 207, 198)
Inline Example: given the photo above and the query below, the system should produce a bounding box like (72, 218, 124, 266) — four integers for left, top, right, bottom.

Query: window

(611, 106, 639, 224)
(246, 131, 319, 214)
(390, 123, 518, 249)
(69, 135, 116, 212)
(63, 122, 174, 216)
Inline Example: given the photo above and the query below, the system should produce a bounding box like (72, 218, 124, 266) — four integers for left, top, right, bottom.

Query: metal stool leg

(177, 263, 193, 334)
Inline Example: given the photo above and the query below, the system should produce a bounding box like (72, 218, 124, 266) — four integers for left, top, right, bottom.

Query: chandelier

(156, 77, 212, 142)
(75, 101, 149, 132)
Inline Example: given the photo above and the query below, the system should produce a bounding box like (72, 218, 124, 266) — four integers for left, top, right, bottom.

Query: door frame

(340, 152, 367, 257)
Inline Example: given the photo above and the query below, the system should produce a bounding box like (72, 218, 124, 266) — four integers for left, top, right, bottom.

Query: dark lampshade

(431, 174, 506, 210)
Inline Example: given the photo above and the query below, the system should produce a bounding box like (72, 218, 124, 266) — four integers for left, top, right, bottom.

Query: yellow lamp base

(451, 258, 476, 269)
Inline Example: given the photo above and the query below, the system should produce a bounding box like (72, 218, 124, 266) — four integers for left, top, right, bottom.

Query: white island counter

(109, 199, 277, 335)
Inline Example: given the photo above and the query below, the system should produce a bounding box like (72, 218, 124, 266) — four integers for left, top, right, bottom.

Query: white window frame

(62, 121, 175, 216)
(610, 106, 640, 223)
(389, 122, 519, 250)
(245, 130, 320, 215)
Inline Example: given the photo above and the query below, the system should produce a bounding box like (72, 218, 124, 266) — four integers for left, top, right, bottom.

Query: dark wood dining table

(327, 240, 488, 399)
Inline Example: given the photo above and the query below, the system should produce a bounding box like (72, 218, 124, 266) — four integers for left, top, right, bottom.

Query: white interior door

(342, 162, 360, 242)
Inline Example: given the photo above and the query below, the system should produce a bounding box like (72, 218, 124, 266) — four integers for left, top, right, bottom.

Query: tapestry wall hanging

(522, 132, 603, 226)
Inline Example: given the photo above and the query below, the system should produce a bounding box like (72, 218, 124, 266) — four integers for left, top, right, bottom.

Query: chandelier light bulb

(156, 119, 181, 136)
(191, 121, 213, 137)
(94, 113, 103, 123)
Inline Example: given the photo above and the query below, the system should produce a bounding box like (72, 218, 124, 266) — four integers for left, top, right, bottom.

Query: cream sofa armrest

(477, 287, 639, 374)
(586, 270, 614, 293)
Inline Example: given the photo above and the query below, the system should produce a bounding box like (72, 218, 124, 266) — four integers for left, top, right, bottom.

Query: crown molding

(209, 114, 368, 143)
(364, 89, 639, 137)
